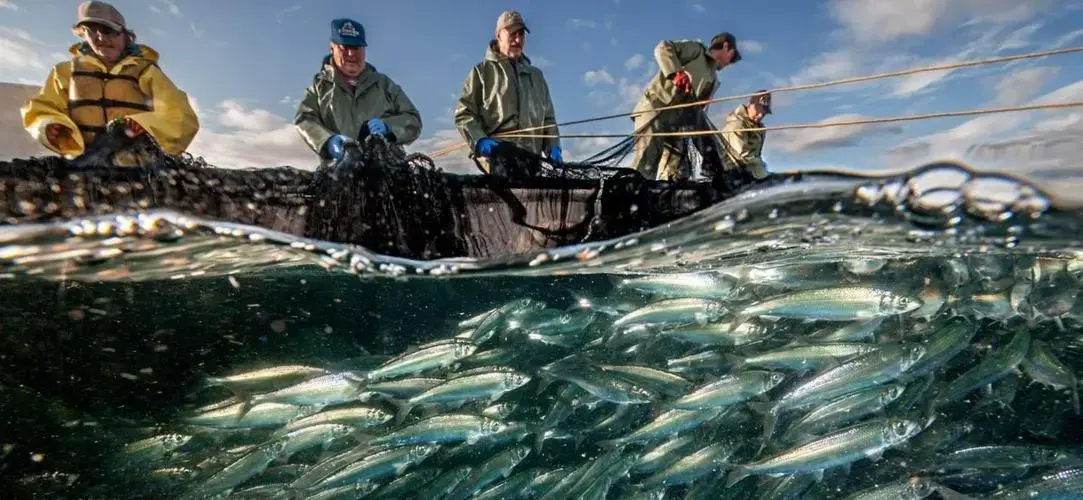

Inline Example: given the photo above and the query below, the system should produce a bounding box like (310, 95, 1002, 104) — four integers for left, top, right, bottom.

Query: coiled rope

(427, 45, 1083, 157)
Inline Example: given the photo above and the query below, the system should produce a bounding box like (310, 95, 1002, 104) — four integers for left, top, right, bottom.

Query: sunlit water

(2, 162, 1082, 499)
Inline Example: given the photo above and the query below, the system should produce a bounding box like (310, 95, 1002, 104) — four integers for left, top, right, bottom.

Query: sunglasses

(83, 23, 122, 37)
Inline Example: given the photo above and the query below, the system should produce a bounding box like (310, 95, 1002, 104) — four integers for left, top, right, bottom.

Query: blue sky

(2, 0, 1083, 177)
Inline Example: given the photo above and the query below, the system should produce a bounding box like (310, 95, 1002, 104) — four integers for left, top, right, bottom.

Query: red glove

(671, 71, 693, 94)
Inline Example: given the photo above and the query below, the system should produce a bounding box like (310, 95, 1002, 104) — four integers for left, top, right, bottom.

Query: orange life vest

(67, 55, 155, 144)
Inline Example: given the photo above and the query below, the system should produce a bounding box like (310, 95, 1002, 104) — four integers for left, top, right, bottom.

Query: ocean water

(1, 162, 1082, 499)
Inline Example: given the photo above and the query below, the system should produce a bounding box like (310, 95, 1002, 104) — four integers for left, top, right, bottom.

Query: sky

(2, 0, 1083, 178)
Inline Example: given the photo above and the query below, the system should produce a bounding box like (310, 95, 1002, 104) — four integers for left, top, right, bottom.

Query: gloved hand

(366, 118, 388, 137)
(548, 146, 563, 163)
(325, 134, 350, 161)
(671, 70, 693, 94)
(45, 123, 78, 151)
(476, 137, 500, 157)
(106, 117, 144, 139)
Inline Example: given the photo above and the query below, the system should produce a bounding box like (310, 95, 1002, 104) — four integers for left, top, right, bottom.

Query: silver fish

(368, 414, 507, 447)
(804, 318, 884, 343)
(190, 441, 286, 497)
(365, 339, 478, 382)
(841, 477, 939, 500)
(661, 320, 775, 346)
(367, 468, 442, 499)
(933, 329, 1030, 409)
(990, 467, 1083, 499)
(394, 368, 532, 422)
(280, 405, 393, 433)
(361, 377, 443, 401)
(611, 298, 726, 329)
(669, 370, 786, 411)
(598, 364, 694, 398)
(613, 272, 737, 300)
(782, 384, 906, 443)
(640, 441, 738, 488)
(446, 445, 532, 500)
(761, 343, 925, 443)
(314, 444, 439, 490)
(417, 466, 473, 500)
(631, 434, 700, 475)
(203, 365, 330, 393)
(728, 343, 881, 372)
(1022, 339, 1080, 414)
(273, 423, 354, 459)
(598, 407, 726, 448)
(184, 401, 323, 429)
(724, 418, 922, 487)
(903, 317, 978, 380)
(251, 372, 366, 407)
(737, 285, 921, 322)
(118, 433, 192, 462)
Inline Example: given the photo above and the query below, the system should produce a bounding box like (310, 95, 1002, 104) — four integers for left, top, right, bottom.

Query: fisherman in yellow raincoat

(20, 1, 199, 165)
(720, 90, 772, 180)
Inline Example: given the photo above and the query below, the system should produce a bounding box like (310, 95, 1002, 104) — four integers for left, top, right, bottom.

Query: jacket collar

(732, 103, 762, 127)
(69, 42, 159, 68)
(484, 40, 533, 72)
(318, 54, 380, 91)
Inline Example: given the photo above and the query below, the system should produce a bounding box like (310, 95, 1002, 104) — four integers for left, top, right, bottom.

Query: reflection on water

(1, 162, 1082, 498)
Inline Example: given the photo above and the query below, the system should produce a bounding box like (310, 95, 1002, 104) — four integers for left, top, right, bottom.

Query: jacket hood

(69, 42, 160, 63)
(484, 40, 532, 66)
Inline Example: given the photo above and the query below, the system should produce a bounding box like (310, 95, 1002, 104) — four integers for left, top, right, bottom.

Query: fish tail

(533, 431, 547, 454)
(723, 465, 750, 488)
(757, 407, 779, 454)
(1072, 377, 1081, 416)
(723, 354, 746, 371)
(596, 438, 623, 450)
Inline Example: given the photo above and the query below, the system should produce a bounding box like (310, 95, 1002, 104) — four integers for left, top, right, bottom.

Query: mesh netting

(0, 119, 763, 260)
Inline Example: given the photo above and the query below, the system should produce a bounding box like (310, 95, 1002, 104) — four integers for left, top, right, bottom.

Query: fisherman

(295, 18, 423, 164)
(454, 10, 562, 174)
(631, 32, 741, 181)
(720, 90, 772, 180)
(20, 1, 199, 165)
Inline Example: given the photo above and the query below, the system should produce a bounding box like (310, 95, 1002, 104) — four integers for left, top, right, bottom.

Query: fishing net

(0, 114, 762, 260)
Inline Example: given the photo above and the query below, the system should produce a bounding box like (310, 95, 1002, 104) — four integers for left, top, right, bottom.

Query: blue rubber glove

(325, 134, 349, 161)
(548, 146, 563, 163)
(476, 137, 500, 157)
(366, 118, 389, 136)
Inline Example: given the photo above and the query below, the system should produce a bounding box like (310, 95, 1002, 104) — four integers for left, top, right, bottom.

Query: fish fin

(535, 375, 555, 396)
(723, 354, 746, 371)
(746, 401, 774, 415)
(757, 408, 779, 454)
(839, 462, 852, 475)
(596, 438, 623, 450)
(723, 466, 749, 488)
(390, 399, 414, 426)
(934, 485, 978, 500)
(811, 469, 824, 483)
(865, 449, 884, 461)
(533, 432, 547, 454)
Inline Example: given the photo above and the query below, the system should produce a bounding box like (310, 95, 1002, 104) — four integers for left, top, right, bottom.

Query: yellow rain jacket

(20, 43, 199, 159)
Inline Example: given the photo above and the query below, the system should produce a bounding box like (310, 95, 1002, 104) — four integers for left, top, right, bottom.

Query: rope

(494, 101, 1083, 139)
(425, 45, 1083, 157)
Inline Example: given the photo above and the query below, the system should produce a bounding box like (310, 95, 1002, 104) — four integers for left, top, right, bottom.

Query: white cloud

(1045, 28, 1083, 49)
(217, 100, 288, 132)
(0, 29, 47, 72)
(991, 66, 1059, 107)
(163, 0, 182, 17)
(190, 23, 204, 39)
(532, 56, 552, 69)
(691, 3, 705, 12)
(770, 114, 904, 153)
(624, 53, 644, 71)
(0, 1, 17, 11)
(567, 19, 598, 30)
(789, 50, 861, 86)
(279, 96, 300, 108)
(828, 0, 1051, 43)
(740, 40, 766, 54)
(405, 129, 476, 174)
(276, 5, 302, 24)
(186, 99, 315, 170)
(885, 79, 1083, 166)
(584, 68, 616, 86)
(149, 5, 161, 14)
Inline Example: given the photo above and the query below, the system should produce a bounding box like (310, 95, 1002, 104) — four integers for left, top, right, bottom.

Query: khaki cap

(495, 10, 530, 37)
(72, 1, 129, 35)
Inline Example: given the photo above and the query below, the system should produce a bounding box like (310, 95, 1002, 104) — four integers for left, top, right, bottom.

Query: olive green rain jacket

(720, 104, 769, 179)
(631, 39, 721, 179)
(454, 41, 560, 158)
(295, 56, 422, 158)
(635, 39, 721, 117)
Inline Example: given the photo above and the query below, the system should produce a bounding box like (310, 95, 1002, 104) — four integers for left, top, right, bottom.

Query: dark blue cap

(330, 18, 366, 47)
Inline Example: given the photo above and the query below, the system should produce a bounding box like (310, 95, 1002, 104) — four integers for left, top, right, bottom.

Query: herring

(736, 285, 921, 322)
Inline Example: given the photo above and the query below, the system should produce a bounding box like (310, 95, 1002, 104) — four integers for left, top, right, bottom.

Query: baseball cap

(330, 18, 367, 47)
(710, 32, 742, 63)
(495, 10, 530, 37)
(752, 90, 772, 114)
(72, 1, 129, 36)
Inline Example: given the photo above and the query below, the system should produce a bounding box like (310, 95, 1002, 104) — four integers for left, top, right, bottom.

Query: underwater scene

(2, 163, 1083, 499)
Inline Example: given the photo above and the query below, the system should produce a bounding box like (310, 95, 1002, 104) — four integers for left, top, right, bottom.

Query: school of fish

(92, 254, 1083, 498)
